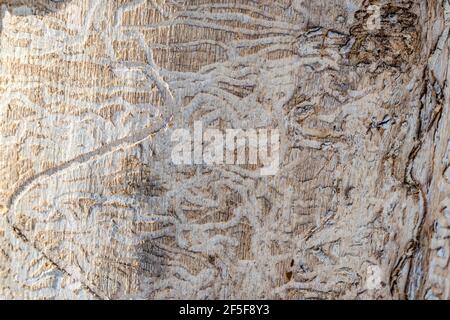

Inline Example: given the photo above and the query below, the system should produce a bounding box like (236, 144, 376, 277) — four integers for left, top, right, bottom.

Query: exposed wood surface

(0, 0, 449, 299)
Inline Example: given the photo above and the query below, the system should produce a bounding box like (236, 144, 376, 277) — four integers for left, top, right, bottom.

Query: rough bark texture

(0, 0, 449, 300)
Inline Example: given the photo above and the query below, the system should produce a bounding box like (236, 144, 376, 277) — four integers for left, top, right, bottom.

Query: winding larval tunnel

(0, 0, 448, 301)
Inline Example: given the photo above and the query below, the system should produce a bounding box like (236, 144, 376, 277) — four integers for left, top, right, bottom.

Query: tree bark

(0, 0, 449, 299)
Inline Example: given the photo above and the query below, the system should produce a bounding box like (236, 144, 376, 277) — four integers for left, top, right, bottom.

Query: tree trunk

(0, 0, 449, 299)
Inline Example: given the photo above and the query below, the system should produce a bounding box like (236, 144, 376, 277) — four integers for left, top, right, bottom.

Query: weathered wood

(0, 0, 448, 299)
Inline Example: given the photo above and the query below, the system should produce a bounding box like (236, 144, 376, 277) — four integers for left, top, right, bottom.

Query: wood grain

(0, 0, 448, 299)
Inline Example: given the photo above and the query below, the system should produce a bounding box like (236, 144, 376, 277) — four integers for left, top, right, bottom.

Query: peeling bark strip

(0, 0, 448, 300)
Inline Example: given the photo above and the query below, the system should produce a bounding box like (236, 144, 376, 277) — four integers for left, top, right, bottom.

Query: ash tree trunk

(0, 0, 449, 300)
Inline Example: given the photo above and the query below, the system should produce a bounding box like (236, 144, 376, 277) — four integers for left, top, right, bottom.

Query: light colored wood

(0, 0, 449, 299)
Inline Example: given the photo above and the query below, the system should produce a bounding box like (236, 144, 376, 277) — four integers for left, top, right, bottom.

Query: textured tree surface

(0, 0, 449, 300)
